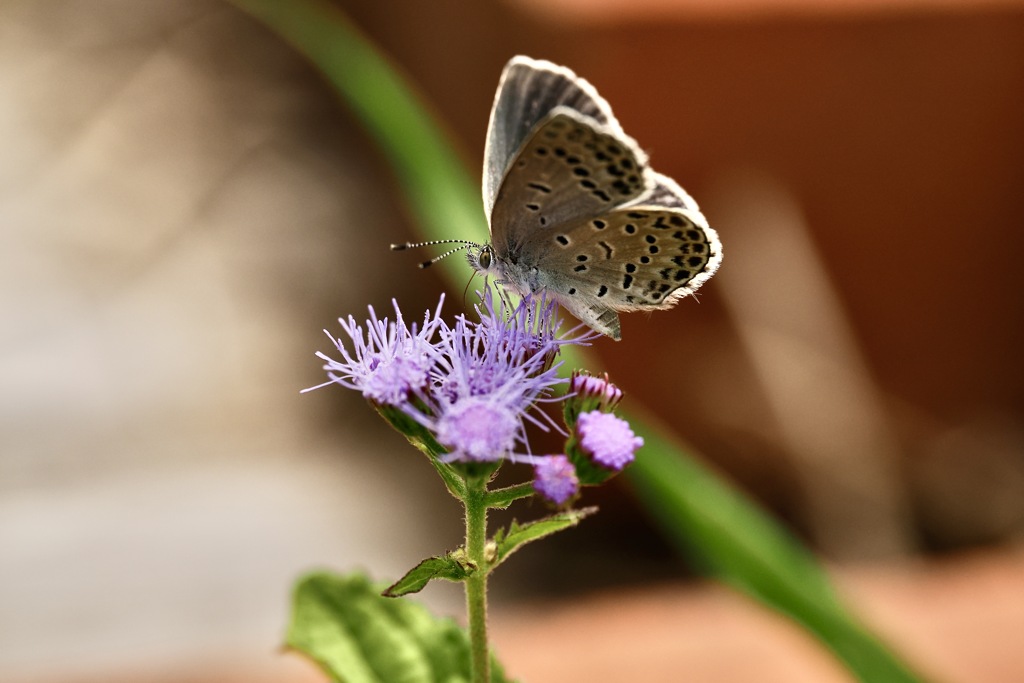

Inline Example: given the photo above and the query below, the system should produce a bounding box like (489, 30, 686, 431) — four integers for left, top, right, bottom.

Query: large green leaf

(230, 1, 929, 681)
(287, 572, 510, 683)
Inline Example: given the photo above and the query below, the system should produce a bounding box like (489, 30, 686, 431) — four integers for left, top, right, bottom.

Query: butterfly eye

(479, 245, 492, 270)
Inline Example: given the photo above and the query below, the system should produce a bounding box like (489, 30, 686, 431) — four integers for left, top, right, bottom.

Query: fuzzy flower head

(312, 289, 593, 466)
(432, 394, 521, 462)
(309, 296, 445, 406)
(575, 410, 643, 471)
(423, 289, 588, 463)
(437, 289, 584, 401)
(533, 455, 579, 506)
(473, 289, 586, 373)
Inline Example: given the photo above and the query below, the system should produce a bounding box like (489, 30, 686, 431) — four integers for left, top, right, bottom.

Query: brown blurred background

(2, 0, 1023, 681)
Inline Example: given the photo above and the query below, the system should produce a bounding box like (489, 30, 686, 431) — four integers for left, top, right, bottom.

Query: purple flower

(432, 395, 520, 462)
(533, 455, 579, 505)
(576, 411, 643, 471)
(308, 296, 445, 406)
(423, 290, 584, 462)
(436, 289, 583, 400)
(312, 289, 594, 464)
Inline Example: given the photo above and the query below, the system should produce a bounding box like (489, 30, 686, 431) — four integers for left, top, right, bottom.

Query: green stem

(464, 477, 490, 683)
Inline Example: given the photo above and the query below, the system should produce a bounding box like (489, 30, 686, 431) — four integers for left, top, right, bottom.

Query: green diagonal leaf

(626, 411, 924, 682)
(385, 554, 476, 598)
(492, 507, 596, 569)
(287, 571, 511, 683)
(229, 0, 485, 287)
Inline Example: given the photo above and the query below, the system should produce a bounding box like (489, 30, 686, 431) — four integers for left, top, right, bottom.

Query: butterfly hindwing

(530, 206, 722, 312)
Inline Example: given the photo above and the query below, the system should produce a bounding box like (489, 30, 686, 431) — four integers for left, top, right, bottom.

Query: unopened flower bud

(564, 371, 623, 427)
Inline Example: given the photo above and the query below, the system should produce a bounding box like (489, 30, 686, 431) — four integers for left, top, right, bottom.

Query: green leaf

(231, 3, 930, 681)
(482, 482, 537, 509)
(287, 571, 512, 683)
(492, 508, 596, 569)
(385, 553, 476, 597)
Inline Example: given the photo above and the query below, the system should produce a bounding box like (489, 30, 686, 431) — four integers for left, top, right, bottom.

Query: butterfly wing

(640, 171, 703, 213)
(488, 108, 650, 259)
(524, 206, 722, 339)
(483, 57, 626, 222)
(482, 57, 722, 339)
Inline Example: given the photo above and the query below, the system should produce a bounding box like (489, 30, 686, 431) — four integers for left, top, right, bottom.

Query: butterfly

(396, 56, 722, 340)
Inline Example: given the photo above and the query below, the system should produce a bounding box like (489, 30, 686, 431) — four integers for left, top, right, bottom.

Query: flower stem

(464, 477, 490, 683)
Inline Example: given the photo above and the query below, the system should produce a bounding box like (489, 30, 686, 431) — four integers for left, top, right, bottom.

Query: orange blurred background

(2, 0, 1022, 681)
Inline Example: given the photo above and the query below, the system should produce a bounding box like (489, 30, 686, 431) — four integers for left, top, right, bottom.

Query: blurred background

(2, 0, 1023, 681)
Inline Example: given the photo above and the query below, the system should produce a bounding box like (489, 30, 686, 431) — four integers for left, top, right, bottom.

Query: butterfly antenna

(390, 239, 478, 269)
(390, 239, 477, 251)
(416, 244, 472, 269)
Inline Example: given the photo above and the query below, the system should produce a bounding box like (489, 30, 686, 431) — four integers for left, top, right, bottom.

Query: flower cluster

(559, 372, 643, 489)
(310, 297, 444, 405)
(311, 290, 643, 505)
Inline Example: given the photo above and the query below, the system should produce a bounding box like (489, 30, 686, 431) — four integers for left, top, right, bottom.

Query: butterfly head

(466, 243, 499, 277)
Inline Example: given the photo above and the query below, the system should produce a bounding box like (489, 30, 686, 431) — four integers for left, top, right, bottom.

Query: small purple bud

(533, 455, 579, 505)
(576, 410, 643, 471)
(571, 371, 622, 409)
(564, 371, 624, 427)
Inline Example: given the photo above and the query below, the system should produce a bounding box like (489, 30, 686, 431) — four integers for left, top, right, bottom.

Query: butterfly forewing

(638, 172, 702, 213)
(489, 110, 649, 256)
(531, 207, 721, 311)
(483, 57, 622, 217)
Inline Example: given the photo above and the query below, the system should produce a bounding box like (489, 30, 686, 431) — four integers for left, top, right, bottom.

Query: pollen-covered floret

(576, 410, 643, 471)
(533, 455, 579, 505)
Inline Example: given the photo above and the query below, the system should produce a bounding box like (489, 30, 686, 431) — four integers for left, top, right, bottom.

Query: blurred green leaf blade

(628, 410, 926, 683)
(230, 0, 485, 289)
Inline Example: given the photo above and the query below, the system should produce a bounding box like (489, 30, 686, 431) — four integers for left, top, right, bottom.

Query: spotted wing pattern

(489, 109, 649, 258)
(483, 57, 622, 218)
(530, 206, 721, 329)
(478, 56, 722, 339)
